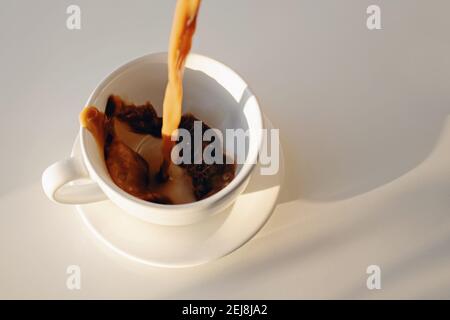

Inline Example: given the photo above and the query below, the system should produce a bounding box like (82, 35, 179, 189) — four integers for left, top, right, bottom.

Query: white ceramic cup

(42, 52, 263, 226)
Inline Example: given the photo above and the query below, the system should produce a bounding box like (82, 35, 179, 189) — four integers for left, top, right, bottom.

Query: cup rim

(80, 52, 264, 213)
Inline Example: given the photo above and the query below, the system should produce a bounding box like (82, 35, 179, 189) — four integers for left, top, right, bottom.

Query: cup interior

(81, 52, 263, 208)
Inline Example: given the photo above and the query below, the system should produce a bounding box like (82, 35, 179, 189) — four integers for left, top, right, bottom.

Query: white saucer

(73, 116, 283, 268)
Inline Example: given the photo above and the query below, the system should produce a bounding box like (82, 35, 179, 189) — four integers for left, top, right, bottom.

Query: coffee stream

(79, 0, 235, 205)
(160, 0, 202, 181)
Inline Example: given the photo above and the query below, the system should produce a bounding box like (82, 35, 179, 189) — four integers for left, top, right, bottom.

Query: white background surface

(1, 0, 450, 299)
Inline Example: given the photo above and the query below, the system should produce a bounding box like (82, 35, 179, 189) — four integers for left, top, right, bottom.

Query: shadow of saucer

(276, 109, 450, 204)
(165, 120, 450, 297)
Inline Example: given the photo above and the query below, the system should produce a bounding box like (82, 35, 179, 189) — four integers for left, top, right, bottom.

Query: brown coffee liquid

(160, 0, 202, 178)
(80, 107, 106, 150)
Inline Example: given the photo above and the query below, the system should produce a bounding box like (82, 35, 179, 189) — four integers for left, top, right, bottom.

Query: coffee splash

(80, 96, 235, 204)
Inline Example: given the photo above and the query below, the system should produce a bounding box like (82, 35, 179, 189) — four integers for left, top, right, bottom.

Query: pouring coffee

(80, 0, 235, 205)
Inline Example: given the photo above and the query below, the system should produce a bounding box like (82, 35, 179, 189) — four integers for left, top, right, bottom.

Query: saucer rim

(73, 114, 284, 268)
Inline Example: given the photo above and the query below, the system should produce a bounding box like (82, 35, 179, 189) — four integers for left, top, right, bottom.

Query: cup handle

(42, 156, 107, 204)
